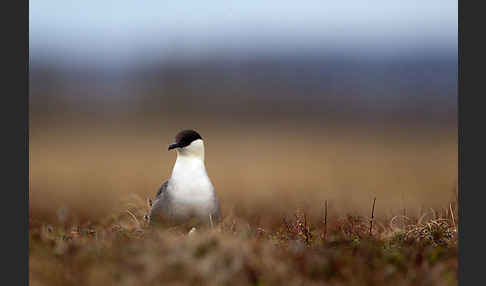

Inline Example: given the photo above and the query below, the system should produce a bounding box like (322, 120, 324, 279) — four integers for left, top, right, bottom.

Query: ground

(29, 121, 458, 285)
(29, 197, 457, 286)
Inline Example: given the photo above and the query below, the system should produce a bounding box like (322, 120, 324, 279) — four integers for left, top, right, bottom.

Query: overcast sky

(30, 0, 457, 66)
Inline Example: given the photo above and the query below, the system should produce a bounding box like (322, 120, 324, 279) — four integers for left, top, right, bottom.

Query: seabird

(148, 129, 220, 227)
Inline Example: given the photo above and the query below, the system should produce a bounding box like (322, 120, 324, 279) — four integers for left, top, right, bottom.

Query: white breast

(168, 156, 216, 217)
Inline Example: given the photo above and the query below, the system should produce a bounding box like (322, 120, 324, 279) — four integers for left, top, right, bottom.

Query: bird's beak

(168, 143, 180, 151)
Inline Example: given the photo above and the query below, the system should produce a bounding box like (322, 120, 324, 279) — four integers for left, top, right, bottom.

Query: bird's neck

(176, 142, 205, 162)
(171, 154, 207, 181)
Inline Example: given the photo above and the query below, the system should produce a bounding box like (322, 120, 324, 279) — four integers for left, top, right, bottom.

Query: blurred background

(29, 0, 457, 222)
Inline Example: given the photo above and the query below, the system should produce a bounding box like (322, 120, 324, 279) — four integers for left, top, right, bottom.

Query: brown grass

(29, 194, 458, 286)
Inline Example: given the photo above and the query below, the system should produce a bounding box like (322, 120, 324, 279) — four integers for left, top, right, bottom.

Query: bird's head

(168, 129, 205, 160)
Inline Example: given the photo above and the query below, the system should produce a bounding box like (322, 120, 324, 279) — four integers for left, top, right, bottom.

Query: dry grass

(29, 193, 458, 286)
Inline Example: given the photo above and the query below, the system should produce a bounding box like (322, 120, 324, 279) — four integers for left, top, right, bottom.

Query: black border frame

(458, 0, 482, 285)
(4, 0, 29, 285)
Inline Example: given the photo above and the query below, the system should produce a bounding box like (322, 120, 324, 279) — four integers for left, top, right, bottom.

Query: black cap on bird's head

(168, 129, 203, 150)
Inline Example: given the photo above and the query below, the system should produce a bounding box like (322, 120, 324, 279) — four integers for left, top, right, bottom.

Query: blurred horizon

(30, 1, 457, 128)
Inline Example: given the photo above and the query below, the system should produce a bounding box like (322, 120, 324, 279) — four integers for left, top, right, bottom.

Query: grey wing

(148, 180, 171, 222)
(211, 195, 221, 223)
(155, 180, 169, 199)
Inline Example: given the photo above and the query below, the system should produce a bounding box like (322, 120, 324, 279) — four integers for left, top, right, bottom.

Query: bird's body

(148, 130, 220, 227)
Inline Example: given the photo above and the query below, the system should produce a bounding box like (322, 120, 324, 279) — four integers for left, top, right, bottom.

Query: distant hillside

(29, 53, 457, 128)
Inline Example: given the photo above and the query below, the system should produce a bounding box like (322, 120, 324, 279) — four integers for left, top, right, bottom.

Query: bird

(147, 129, 220, 228)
